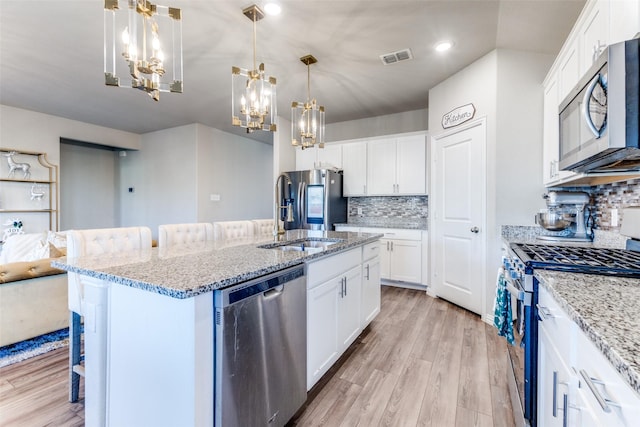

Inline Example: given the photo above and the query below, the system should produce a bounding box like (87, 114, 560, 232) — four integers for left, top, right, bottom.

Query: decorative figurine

(2, 151, 31, 179)
(30, 184, 45, 201)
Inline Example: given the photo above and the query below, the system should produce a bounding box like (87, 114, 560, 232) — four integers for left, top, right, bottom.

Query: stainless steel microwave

(559, 38, 640, 173)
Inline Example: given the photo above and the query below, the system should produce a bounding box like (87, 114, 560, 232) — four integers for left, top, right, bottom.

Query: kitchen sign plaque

(442, 103, 475, 129)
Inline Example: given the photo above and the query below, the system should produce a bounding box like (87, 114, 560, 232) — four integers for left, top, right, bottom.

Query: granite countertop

(52, 230, 382, 300)
(502, 225, 639, 396)
(535, 270, 640, 397)
(335, 219, 427, 230)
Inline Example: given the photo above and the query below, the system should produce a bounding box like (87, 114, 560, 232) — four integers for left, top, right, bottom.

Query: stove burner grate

(510, 243, 640, 278)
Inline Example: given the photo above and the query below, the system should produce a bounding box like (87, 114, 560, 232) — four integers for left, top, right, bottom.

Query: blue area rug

(0, 328, 69, 368)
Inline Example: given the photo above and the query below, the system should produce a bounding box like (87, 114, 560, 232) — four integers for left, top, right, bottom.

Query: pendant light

(291, 55, 325, 149)
(232, 4, 277, 133)
(104, 0, 183, 101)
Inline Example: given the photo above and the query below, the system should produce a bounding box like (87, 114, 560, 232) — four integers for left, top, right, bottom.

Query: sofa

(0, 231, 68, 347)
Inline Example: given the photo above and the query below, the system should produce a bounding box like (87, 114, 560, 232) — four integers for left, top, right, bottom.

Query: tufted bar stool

(213, 220, 254, 241)
(66, 226, 152, 419)
(251, 219, 275, 237)
(158, 222, 215, 247)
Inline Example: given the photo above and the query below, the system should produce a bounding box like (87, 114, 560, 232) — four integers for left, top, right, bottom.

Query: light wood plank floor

(0, 286, 514, 427)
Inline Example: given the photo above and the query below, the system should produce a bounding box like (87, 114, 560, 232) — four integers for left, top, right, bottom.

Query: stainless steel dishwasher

(214, 265, 307, 427)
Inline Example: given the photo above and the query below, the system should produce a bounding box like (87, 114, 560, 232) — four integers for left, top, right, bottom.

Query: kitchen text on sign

(442, 103, 476, 129)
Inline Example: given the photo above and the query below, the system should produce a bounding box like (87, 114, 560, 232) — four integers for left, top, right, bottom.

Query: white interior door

(430, 120, 485, 315)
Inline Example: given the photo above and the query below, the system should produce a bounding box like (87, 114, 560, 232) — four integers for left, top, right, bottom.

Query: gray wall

(60, 142, 119, 230)
(326, 108, 428, 142)
(118, 123, 273, 238)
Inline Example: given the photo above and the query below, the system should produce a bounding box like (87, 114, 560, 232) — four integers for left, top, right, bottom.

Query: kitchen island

(52, 229, 382, 427)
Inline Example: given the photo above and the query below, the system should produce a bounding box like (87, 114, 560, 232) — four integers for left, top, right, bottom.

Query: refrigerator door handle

(299, 182, 307, 226)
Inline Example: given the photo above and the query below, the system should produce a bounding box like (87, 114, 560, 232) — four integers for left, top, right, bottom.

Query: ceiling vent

(379, 48, 413, 65)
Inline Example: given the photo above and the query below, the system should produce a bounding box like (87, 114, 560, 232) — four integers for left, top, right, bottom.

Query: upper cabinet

(295, 144, 342, 171)
(541, 0, 640, 187)
(366, 134, 427, 196)
(579, 0, 609, 75)
(342, 141, 368, 196)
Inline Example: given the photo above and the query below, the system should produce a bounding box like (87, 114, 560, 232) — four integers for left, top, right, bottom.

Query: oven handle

(505, 278, 531, 305)
(579, 369, 621, 413)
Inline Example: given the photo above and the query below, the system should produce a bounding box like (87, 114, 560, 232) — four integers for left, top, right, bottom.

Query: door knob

(470, 226, 479, 233)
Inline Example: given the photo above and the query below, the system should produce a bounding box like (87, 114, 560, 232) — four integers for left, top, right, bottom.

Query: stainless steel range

(503, 227, 640, 426)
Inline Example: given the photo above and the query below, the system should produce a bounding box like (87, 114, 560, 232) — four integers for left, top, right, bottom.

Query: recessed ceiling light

(435, 41, 453, 52)
(264, 3, 281, 15)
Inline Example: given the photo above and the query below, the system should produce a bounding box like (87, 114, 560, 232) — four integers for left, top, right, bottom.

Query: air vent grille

(380, 48, 413, 65)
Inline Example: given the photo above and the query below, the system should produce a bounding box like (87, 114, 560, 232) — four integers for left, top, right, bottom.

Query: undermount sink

(258, 238, 343, 253)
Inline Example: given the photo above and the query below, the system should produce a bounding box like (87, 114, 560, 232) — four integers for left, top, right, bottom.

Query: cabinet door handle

(365, 264, 370, 280)
(386, 241, 390, 251)
(390, 241, 394, 251)
(562, 393, 568, 427)
(579, 369, 620, 413)
(343, 277, 347, 296)
(536, 304, 555, 321)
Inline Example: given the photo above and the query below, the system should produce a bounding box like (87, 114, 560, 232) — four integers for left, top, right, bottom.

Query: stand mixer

(536, 191, 593, 242)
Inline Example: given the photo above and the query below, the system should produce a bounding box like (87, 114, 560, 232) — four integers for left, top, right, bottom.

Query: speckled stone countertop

(502, 225, 640, 396)
(535, 270, 640, 396)
(335, 218, 427, 230)
(52, 230, 382, 300)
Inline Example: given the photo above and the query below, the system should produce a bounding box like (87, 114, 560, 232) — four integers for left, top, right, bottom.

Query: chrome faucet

(274, 173, 294, 237)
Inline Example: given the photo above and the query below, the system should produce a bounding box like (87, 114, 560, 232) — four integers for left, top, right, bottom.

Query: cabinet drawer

(362, 241, 380, 261)
(307, 248, 361, 289)
(575, 328, 640, 426)
(538, 286, 573, 363)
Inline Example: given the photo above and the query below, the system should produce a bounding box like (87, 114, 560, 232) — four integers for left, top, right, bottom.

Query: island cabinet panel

(361, 241, 381, 325)
(106, 284, 214, 427)
(306, 247, 363, 390)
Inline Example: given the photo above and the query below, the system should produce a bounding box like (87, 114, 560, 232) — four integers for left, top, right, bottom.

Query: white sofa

(0, 232, 68, 347)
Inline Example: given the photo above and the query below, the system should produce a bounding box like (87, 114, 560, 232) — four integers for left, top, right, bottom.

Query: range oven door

(504, 262, 538, 427)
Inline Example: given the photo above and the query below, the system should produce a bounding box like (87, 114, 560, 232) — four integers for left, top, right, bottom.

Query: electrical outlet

(357, 207, 363, 216)
(210, 194, 221, 202)
(611, 208, 619, 227)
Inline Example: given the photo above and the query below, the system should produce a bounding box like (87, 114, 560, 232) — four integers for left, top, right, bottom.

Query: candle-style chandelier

(104, 0, 183, 101)
(232, 4, 277, 133)
(291, 55, 325, 149)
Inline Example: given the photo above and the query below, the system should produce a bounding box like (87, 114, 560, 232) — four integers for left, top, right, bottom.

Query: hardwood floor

(0, 286, 514, 427)
(291, 286, 515, 427)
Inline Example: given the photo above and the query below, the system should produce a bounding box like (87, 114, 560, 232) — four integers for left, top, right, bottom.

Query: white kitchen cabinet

(337, 265, 363, 349)
(367, 138, 396, 195)
(295, 144, 342, 171)
(579, 0, 609, 75)
(306, 247, 363, 389)
(342, 141, 368, 196)
(367, 134, 426, 196)
(609, 0, 640, 44)
(558, 37, 580, 102)
(537, 286, 640, 426)
(361, 241, 381, 326)
(307, 275, 340, 390)
(543, 73, 577, 186)
(370, 228, 422, 284)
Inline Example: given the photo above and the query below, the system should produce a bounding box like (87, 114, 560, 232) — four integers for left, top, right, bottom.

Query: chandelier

(291, 55, 325, 149)
(104, 0, 183, 101)
(232, 4, 277, 133)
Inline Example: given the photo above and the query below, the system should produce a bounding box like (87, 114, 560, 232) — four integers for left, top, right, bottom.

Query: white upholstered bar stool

(67, 226, 152, 416)
(213, 220, 254, 241)
(157, 222, 215, 247)
(252, 219, 275, 237)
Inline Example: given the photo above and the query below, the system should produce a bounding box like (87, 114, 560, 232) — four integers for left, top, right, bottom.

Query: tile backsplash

(347, 196, 428, 228)
(591, 178, 640, 231)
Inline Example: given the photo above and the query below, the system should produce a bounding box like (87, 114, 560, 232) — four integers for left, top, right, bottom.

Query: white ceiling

(0, 0, 585, 144)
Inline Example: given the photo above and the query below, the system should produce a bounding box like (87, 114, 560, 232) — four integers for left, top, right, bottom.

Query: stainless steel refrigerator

(277, 169, 347, 231)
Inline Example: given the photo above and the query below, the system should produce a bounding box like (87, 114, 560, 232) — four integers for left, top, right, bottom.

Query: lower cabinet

(538, 286, 640, 426)
(336, 226, 425, 285)
(361, 241, 381, 325)
(306, 246, 372, 390)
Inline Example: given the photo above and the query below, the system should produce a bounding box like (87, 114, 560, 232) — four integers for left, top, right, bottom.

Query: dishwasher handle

(263, 285, 284, 299)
